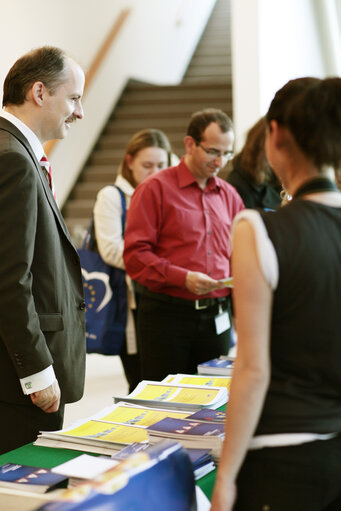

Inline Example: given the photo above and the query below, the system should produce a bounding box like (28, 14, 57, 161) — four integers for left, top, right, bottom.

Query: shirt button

(79, 301, 86, 311)
(208, 251, 212, 255)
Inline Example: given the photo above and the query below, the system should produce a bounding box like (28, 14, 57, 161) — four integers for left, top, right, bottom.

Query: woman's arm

(93, 186, 125, 269)
(210, 219, 273, 511)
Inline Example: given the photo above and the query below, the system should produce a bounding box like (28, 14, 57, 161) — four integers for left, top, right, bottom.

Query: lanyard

(293, 177, 339, 200)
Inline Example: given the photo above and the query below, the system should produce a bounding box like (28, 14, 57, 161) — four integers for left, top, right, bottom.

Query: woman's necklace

(293, 177, 339, 199)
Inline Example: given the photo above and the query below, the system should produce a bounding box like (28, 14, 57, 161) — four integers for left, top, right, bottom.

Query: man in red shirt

(123, 109, 244, 382)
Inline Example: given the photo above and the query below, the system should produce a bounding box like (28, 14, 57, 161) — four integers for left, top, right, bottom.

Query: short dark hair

(267, 77, 341, 170)
(2, 46, 67, 107)
(187, 108, 233, 142)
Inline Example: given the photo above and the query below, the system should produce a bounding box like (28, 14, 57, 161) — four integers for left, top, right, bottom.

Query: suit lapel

(0, 118, 75, 248)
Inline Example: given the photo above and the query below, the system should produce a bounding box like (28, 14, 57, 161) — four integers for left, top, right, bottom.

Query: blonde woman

(94, 129, 172, 392)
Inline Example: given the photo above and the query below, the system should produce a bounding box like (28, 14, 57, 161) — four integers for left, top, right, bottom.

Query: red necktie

(40, 155, 56, 200)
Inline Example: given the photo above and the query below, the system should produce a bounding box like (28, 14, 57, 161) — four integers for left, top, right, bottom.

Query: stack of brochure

(197, 356, 235, 376)
(113, 380, 228, 410)
(147, 417, 225, 462)
(0, 463, 67, 493)
(185, 408, 226, 423)
(112, 442, 214, 480)
(35, 376, 228, 467)
(35, 402, 191, 455)
(37, 441, 196, 511)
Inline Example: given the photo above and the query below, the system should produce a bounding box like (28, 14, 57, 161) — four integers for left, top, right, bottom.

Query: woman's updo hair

(120, 129, 172, 186)
(266, 77, 341, 172)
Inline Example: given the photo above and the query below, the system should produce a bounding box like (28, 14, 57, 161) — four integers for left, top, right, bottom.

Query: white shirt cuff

(20, 365, 56, 395)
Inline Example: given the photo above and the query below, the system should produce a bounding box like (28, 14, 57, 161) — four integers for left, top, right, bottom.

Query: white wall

(0, 0, 216, 206)
(230, 0, 339, 149)
(0, 0, 126, 96)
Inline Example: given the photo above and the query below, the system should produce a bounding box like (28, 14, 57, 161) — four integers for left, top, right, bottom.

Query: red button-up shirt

(123, 158, 244, 300)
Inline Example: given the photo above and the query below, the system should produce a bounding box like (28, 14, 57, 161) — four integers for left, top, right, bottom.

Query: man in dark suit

(0, 46, 86, 454)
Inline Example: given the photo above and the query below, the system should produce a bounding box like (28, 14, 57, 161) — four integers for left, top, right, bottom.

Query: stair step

(72, 182, 111, 200)
(120, 88, 231, 105)
(126, 81, 230, 93)
(63, 199, 96, 219)
(189, 55, 231, 67)
(90, 148, 125, 163)
(181, 77, 231, 89)
(185, 66, 231, 77)
(98, 135, 185, 154)
(91, 150, 128, 166)
(105, 117, 189, 133)
(81, 165, 117, 183)
(112, 102, 230, 119)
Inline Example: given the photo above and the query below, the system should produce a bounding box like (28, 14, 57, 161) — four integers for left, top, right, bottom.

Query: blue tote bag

(78, 187, 127, 355)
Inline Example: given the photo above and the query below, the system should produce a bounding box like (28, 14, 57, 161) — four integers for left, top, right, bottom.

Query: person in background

(226, 116, 282, 210)
(0, 46, 86, 454)
(123, 109, 244, 382)
(211, 77, 341, 511)
(93, 129, 172, 393)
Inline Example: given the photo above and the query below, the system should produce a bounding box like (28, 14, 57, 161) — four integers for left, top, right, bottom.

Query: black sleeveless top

(255, 199, 341, 434)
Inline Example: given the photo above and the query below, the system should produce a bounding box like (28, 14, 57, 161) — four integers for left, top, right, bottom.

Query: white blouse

(93, 174, 134, 270)
(93, 174, 137, 354)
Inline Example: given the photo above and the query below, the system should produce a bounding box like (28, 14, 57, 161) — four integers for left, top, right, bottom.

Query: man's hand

(185, 271, 226, 295)
(30, 380, 60, 413)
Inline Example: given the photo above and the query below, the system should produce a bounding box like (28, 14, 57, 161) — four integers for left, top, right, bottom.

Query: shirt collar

(0, 109, 45, 161)
(177, 157, 220, 191)
(115, 174, 135, 197)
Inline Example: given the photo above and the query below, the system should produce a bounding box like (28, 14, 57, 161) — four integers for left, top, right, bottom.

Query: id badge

(215, 305, 230, 335)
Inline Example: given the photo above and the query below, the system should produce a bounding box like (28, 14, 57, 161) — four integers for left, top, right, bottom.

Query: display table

(0, 441, 217, 501)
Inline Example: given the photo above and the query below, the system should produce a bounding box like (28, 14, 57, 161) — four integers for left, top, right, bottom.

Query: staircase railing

(44, 8, 131, 158)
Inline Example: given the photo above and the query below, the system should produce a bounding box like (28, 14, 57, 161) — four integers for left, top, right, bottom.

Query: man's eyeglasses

(196, 142, 234, 161)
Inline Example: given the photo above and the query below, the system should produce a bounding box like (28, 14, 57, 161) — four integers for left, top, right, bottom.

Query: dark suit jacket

(0, 117, 86, 407)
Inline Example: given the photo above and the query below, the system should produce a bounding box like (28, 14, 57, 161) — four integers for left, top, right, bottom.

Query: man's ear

(30, 81, 45, 107)
(184, 135, 196, 155)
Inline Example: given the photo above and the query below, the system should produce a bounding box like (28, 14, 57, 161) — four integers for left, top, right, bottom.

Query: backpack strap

(114, 185, 126, 236)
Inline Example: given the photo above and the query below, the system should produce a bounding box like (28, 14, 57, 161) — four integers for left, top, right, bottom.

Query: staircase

(63, 0, 232, 245)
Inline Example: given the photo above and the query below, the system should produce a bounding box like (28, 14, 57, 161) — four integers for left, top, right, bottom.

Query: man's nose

(74, 101, 84, 119)
(213, 154, 224, 167)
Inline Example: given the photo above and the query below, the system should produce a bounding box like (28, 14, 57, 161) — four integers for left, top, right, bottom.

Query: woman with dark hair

(211, 77, 341, 511)
(226, 117, 281, 209)
(93, 129, 172, 393)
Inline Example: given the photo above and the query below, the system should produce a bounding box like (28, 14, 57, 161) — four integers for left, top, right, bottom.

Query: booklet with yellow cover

(35, 420, 148, 455)
(92, 402, 190, 426)
(35, 402, 191, 455)
(163, 374, 232, 393)
(113, 381, 228, 411)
